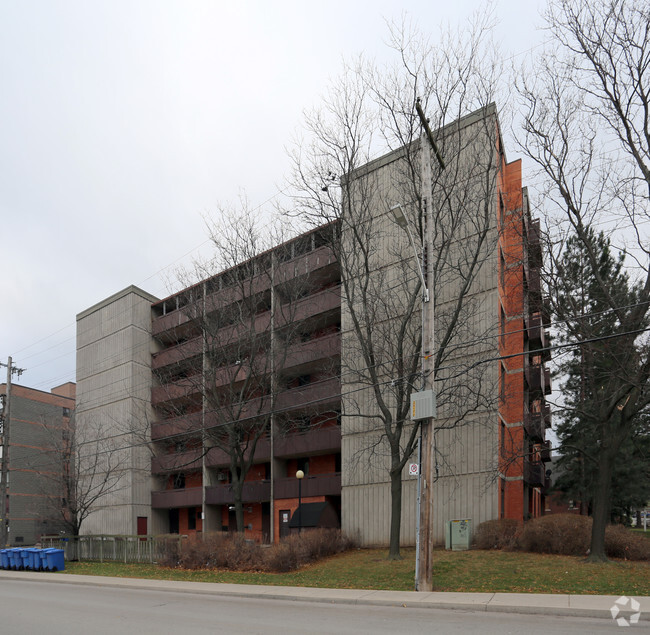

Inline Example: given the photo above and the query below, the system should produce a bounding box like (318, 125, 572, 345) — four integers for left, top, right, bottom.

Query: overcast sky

(1, 0, 547, 391)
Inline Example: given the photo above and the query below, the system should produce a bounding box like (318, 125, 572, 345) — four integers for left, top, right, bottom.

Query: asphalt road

(0, 579, 628, 634)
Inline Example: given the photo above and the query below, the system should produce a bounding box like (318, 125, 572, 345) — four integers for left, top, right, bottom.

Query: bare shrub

(604, 525, 650, 561)
(156, 534, 184, 567)
(157, 529, 357, 572)
(517, 514, 591, 556)
(473, 519, 520, 550)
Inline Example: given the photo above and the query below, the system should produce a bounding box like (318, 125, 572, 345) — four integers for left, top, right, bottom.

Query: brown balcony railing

(151, 487, 203, 509)
(524, 411, 544, 441)
(203, 472, 342, 504)
(524, 459, 544, 487)
(274, 472, 341, 499)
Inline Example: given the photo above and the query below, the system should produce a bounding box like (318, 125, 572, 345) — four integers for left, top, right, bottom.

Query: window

(173, 473, 186, 490)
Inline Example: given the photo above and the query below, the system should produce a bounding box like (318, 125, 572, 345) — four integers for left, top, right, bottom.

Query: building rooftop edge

(76, 285, 160, 321)
(346, 102, 498, 182)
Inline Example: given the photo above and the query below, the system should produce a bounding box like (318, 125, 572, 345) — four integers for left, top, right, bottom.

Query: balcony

(542, 403, 552, 428)
(274, 472, 341, 499)
(203, 425, 341, 469)
(151, 412, 203, 440)
(528, 219, 542, 268)
(151, 487, 203, 509)
(152, 337, 202, 370)
(152, 449, 203, 474)
(151, 376, 202, 406)
(526, 362, 551, 396)
(152, 246, 339, 340)
(203, 472, 342, 505)
(275, 425, 341, 459)
(544, 368, 552, 395)
(205, 480, 271, 505)
(526, 313, 548, 350)
(524, 411, 544, 441)
(524, 459, 545, 487)
(539, 440, 552, 463)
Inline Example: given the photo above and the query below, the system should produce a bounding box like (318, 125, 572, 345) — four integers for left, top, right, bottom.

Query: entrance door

(279, 509, 290, 538)
(137, 516, 147, 540)
(169, 509, 179, 534)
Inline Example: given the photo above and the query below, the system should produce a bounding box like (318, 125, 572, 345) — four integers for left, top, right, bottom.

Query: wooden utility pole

(415, 98, 445, 592)
(0, 357, 25, 546)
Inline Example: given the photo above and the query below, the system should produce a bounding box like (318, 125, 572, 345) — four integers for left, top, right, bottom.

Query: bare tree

(28, 412, 129, 537)
(154, 207, 335, 534)
(516, 0, 650, 560)
(288, 15, 505, 559)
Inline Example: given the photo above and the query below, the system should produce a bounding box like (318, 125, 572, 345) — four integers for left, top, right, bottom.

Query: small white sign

(409, 463, 419, 476)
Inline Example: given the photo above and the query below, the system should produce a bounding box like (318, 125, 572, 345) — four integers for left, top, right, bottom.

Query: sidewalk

(1, 569, 648, 621)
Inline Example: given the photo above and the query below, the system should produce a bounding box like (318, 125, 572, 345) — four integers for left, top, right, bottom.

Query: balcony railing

(526, 362, 551, 396)
(203, 472, 341, 505)
(526, 313, 547, 349)
(542, 403, 552, 429)
(152, 449, 203, 474)
(524, 411, 544, 441)
(524, 459, 545, 487)
(539, 440, 552, 463)
(151, 487, 203, 509)
(152, 247, 339, 338)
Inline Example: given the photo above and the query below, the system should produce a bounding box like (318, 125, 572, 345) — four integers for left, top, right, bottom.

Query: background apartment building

(339, 104, 551, 544)
(75, 104, 550, 544)
(0, 382, 75, 545)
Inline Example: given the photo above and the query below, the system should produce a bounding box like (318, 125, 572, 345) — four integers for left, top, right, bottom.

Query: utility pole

(0, 357, 26, 546)
(415, 99, 445, 592)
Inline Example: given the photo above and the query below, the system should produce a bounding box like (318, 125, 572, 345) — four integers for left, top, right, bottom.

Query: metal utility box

(445, 519, 472, 551)
(411, 390, 436, 420)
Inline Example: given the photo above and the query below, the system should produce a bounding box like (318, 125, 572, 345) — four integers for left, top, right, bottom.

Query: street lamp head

(296, 469, 304, 480)
(389, 204, 408, 229)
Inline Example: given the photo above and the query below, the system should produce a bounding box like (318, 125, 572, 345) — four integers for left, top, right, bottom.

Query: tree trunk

(232, 479, 245, 533)
(388, 466, 403, 560)
(588, 449, 612, 562)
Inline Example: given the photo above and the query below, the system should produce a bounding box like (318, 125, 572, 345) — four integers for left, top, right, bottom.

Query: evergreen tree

(554, 229, 650, 526)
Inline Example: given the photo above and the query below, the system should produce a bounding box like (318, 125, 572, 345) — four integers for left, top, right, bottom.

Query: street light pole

(296, 469, 304, 534)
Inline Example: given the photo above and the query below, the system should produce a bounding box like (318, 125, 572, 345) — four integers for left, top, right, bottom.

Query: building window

(173, 473, 186, 490)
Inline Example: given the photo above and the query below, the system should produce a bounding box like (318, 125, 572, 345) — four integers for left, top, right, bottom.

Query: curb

(1, 570, 648, 622)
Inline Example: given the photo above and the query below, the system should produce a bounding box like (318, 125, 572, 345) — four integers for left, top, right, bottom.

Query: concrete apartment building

(0, 382, 75, 545)
(75, 104, 551, 544)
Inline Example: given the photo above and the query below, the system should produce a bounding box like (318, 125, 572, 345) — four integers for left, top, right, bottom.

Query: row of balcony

(151, 330, 341, 406)
(152, 246, 339, 339)
(151, 377, 341, 440)
(151, 472, 341, 509)
(151, 425, 341, 473)
(152, 286, 341, 372)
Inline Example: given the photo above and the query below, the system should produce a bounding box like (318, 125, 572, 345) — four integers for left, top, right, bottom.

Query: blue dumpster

(26, 548, 42, 571)
(20, 549, 31, 570)
(7, 548, 20, 570)
(0, 549, 8, 570)
(44, 548, 65, 572)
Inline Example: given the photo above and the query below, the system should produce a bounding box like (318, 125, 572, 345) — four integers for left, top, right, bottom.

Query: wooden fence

(40, 534, 186, 563)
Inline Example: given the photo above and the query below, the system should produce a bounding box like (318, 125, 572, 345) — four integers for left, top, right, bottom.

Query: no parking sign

(408, 463, 419, 476)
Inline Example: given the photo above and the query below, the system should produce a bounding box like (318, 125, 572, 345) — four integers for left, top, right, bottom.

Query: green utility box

(445, 519, 472, 550)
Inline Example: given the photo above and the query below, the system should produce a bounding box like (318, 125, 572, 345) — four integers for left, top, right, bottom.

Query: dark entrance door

(262, 502, 270, 543)
(137, 516, 148, 539)
(279, 509, 290, 538)
(169, 509, 179, 534)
